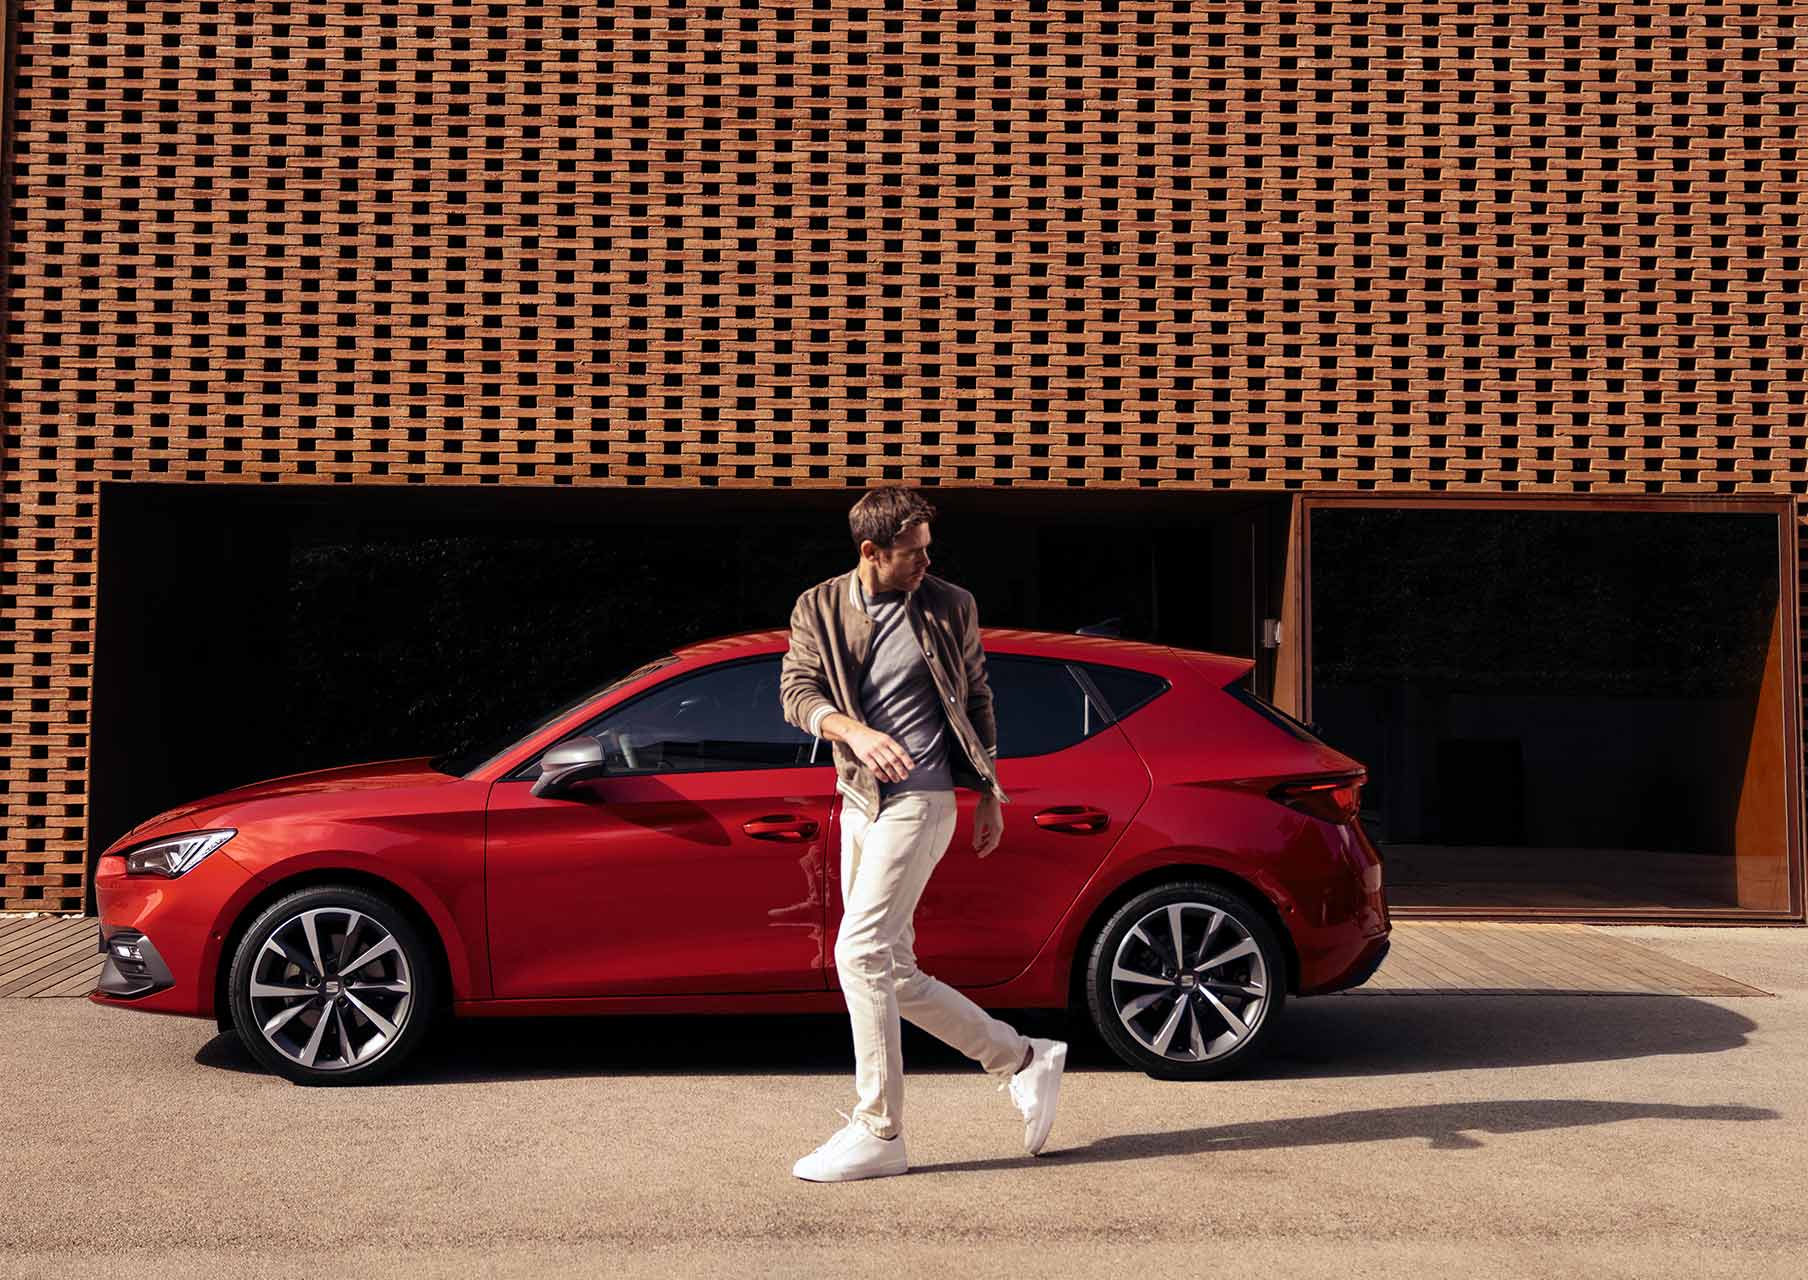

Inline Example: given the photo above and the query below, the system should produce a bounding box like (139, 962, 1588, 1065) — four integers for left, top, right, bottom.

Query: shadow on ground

(909, 1099, 1779, 1173)
(195, 991, 1760, 1087)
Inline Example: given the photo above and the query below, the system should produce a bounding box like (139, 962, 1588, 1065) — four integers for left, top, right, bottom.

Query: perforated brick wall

(3, 1, 1807, 910)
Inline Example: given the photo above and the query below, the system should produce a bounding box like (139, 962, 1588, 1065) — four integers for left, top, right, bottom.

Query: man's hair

(849, 485, 938, 551)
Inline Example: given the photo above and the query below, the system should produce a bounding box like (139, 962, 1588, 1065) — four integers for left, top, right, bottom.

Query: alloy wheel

(1108, 901, 1270, 1064)
(247, 907, 414, 1073)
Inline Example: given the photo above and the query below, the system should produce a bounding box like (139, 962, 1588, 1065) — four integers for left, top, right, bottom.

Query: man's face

(866, 521, 932, 592)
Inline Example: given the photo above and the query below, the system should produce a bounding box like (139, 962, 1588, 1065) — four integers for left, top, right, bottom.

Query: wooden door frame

(1297, 493, 1805, 925)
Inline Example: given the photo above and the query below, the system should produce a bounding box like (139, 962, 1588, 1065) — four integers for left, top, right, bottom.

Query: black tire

(228, 885, 438, 1086)
(1083, 880, 1288, 1080)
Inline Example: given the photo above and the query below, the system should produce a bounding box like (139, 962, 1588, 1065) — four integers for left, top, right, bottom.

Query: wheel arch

(1064, 862, 1301, 1012)
(213, 868, 456, 1035)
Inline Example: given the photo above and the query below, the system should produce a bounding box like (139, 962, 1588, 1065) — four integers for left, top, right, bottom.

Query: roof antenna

(1075, 617, 1121, 637)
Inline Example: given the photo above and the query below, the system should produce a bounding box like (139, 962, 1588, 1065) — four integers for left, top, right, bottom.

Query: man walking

(779, 485, 1068, 1182)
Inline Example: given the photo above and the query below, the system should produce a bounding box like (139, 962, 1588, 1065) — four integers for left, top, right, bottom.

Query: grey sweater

(855, 577, 954, 799)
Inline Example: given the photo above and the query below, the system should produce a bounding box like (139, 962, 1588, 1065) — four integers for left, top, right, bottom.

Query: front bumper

(87, 843, 262, 1019)
(94, 925, 176, 998)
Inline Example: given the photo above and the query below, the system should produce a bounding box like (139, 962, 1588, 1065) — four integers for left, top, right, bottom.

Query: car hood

(108, 757, 453, 850)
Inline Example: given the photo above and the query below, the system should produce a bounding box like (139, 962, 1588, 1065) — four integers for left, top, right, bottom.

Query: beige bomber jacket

(779, 567, 1009, 819)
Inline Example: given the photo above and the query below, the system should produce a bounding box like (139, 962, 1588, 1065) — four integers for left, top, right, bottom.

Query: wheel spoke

(335, 911, 364, 972)
(1151, 992, 1190, 1055)
(348, 980, 409, 994)
(298, 1009, 331, 1067)
(300, 912, 328, 979)
(250, 981, 314, 999)
(1191, 910, 1224, 968)
(1111, 964, 1170, 988)
(1194, 937, 1257, 973)
(343, 989, 399, 1039)
(342, 935, 400, 976)
(1201, 988, 1251, 1038)
(332, 1002, 359, 1065)
(261, 1001, 311, 1037)
(1120, 989, 1172, 1020)
(262, 936, 319, 978)
(1165, 904, 1187, 971)
(1204, 979, 1264, 998)
(1187, 1001, 1208, 1059)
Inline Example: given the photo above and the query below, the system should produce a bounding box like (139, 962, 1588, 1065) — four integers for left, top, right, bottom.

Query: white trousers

(834, 788, 1030, 1140)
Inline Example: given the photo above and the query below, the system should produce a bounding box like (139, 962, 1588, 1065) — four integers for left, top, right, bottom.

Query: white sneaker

(1003, 1037, 1068, 1155)
(792, 1111, 909, 1182)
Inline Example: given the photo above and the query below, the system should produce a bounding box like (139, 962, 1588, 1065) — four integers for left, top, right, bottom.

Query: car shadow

(193, 991, 1761, 1086)
(909, 1099, 1780, 1173)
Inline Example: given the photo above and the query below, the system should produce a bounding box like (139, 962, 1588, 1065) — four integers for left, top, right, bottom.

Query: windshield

(429, 656, 677, 777)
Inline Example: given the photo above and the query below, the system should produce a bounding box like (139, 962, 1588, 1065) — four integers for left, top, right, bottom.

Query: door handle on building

(742, 815, 820, 842)
(1033, 806, 1110, 834)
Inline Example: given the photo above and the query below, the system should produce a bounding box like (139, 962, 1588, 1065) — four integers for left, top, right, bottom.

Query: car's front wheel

(1083, 881, 1288, 1080)
(228, 885, 437, 1086)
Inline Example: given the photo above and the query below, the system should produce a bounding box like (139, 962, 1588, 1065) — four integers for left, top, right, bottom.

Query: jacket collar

(843, 568, 932, 667)
(843, 565, 920, 620)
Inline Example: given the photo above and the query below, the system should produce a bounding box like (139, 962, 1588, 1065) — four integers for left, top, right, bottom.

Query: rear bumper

(1304, 934, 1390, 995)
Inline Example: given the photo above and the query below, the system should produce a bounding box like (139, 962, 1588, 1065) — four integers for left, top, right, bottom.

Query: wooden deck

(0, 914, 1771, 1000)
(1344, 920, 1770, 997)
(0, 914, 104, 998)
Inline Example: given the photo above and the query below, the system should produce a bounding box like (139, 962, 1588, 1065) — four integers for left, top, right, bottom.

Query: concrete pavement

(1, 925, 1801, 1278)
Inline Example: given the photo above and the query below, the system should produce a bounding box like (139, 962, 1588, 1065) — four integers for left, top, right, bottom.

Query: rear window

(1226, 678, 1326, 745)
(1077, 661, 1170, 721)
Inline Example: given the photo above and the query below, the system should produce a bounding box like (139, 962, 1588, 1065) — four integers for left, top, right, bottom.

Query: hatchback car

(92, 627, 1389, 1085)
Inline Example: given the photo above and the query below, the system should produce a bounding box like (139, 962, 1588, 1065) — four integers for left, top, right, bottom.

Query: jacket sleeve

(960, 590, 998, 761)
(779, 589, 841, 739)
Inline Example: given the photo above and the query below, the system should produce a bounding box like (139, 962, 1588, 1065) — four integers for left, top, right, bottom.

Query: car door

(827, 653, 1154, 988)
(486, 655, 835, 998)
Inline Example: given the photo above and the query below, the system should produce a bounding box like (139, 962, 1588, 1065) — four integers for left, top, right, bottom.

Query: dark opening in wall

(91, 482, 1290, 900)
(1309, 504, 1793, 916)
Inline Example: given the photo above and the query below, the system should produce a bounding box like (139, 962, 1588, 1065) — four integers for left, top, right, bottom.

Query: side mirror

(530, 735, 609, 798)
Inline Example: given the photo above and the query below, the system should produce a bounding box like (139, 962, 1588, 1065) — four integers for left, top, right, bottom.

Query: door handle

(742, 815, 820, 842)
(1034, 806, 1110, 834)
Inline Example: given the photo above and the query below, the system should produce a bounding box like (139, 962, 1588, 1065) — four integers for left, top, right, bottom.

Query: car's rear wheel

(228, 885, 436, 1086)
(1083, 881, 1288, 1080)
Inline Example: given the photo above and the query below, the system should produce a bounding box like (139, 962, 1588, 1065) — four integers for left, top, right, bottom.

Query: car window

(1227, 676, 1327, 746)
(566, 656, 815, 775)
(988, 655, 1109, 758)
(1078, 661, 1170, 721)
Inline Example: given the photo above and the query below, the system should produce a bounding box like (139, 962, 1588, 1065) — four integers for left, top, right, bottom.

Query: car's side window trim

(1065, 663, 1119, 730)
(1073, 660, 1172, 723)
(504, 653, 818, 782)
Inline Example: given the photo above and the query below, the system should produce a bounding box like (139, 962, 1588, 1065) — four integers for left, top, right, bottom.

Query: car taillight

(1270, 774, 1363, 825)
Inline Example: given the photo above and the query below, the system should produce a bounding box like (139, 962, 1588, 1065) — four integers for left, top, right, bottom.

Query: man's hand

(846, 724, 915, 784)
(973, 794, 1004, 858)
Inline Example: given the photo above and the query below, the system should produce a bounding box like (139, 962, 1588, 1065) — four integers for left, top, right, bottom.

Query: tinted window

(1227, 677, 1326, 745)
(1078, 661, 1169, 721)
(571, 656, 814, 774)
(988, 655, 1107, 758)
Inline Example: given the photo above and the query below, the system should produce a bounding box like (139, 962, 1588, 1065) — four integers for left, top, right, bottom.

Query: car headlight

(123, 829, 237, 878)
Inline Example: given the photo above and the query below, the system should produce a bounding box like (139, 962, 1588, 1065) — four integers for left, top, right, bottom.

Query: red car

(91, 628, 1389, 1085)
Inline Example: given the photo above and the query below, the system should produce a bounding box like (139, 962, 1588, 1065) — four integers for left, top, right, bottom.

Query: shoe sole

(792, 1160, 909, 1183)
(1025, 1041, 1068, 1156)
